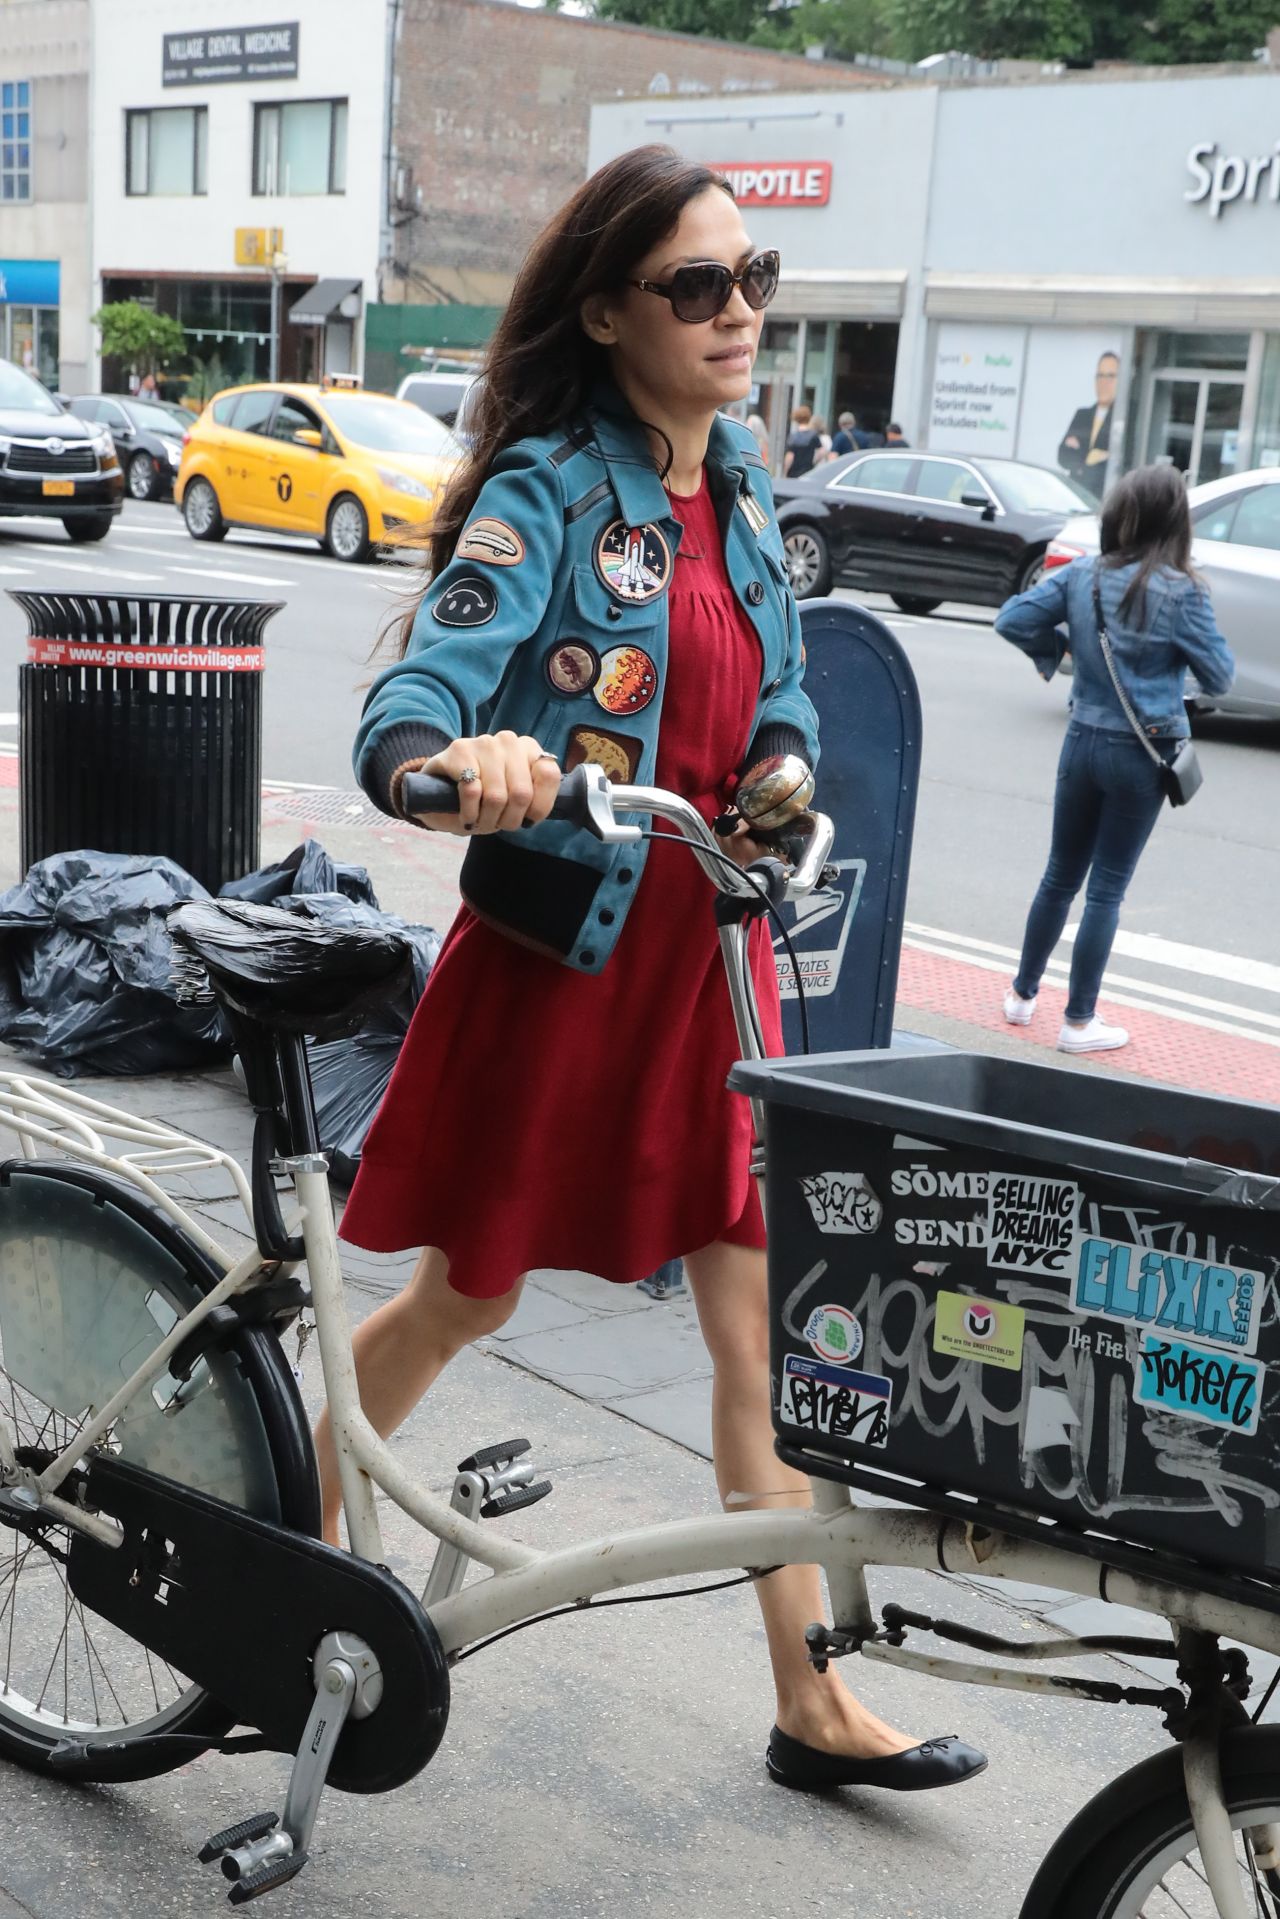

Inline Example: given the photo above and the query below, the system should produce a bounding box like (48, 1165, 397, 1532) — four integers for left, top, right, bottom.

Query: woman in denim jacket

(997, 464, 1233, 1053)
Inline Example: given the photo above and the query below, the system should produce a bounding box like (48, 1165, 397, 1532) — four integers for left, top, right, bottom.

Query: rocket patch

(595, 520, 672, 605)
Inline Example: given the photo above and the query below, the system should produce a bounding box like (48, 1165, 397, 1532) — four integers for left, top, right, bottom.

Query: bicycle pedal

(226, 1851, 308, 1904)
(198, 1813, 279, 1865)
(457, 1437, 531, 1474)
(481, 1478, 552, 1519)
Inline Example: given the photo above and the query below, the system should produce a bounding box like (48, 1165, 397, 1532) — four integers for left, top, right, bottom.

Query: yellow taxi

(174, 376, 463, 562)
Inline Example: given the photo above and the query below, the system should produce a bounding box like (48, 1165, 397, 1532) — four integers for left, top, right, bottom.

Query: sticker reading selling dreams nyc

(780, 1356, 892, 1448)
(1074, 1236, 1264, 1355)
(986, 1174, 1080, 1277)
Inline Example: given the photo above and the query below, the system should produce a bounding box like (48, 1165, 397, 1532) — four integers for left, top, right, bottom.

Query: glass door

(1145, 372, 1246, 485)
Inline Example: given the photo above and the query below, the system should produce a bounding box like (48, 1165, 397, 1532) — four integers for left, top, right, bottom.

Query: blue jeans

(1014, 723, 1168, 1023)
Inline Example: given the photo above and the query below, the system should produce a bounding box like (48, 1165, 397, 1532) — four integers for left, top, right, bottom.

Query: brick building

(387, 0, 879, 305)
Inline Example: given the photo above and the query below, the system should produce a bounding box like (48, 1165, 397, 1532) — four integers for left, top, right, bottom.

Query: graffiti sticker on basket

(986, 1175, 1080, 1277)
(779, 1355, 892, 1448)
(802, 1304, 864, 1366)
(933, 1291, 1026, 1371)
(1074, 1236, 1264, 1355)
(800, 1171, 882, 1236)
(772, 858, 866, 1000)
(1134, 1333, 1264, 1435)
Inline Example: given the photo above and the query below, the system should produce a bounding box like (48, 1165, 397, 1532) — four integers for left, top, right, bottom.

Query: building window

(1, 81, 32, 202)
(126, 107, 208, 196)
(253, 100, 347, 196)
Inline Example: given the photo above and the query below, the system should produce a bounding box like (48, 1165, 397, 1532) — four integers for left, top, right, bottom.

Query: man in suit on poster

(1058, 351, 1120, 499)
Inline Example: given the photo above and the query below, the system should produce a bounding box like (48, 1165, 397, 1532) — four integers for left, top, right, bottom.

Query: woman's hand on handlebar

(714, 818, 777, 870)
(413, 732, 562, 834)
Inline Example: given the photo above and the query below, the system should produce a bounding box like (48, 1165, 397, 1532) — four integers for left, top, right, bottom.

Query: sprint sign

(712, 161, 832, 207)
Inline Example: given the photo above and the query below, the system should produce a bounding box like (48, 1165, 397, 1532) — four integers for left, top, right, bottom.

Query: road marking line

(0, 714, 18, 724)
(21, 559, 164, 581)
(0, 564, 31, 575)
(905, 936, 1280, 1049)
(1064, 926, 1280, 997)
(167, 565, 290, 587)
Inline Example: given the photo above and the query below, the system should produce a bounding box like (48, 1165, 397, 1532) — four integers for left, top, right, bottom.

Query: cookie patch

(564, 726, 643, 786)
(595, 520, 672, 604)
(432, 575, 498, 627)
(544, 641, 600, 696)
(594, 645, 658, 715)
(457, 518, 525, 567)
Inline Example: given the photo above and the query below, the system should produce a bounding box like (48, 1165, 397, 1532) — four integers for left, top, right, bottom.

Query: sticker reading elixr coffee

(1074, 1236, 1263, 1355)
(457, 518, 526, 566)
(432, 575, 498, 627)
(803, 1304, 864, 1366)
(933, 1291, 1026, 1371)
(594, 645, 658, 714)
(595, 521, 672, 604)
(800, 1171, 882, 1236)
(1134, 1333, 1264, 1435)
(986, 1174, 1080, 1277)
(780, 1355, 891, 1449)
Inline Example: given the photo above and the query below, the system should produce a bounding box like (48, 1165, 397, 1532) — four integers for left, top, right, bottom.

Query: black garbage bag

(0, 851, 227, 1076)
(218, 837, 378, 908)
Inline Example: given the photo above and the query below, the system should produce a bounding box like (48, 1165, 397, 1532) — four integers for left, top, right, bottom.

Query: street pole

(269, 262, 281, 381)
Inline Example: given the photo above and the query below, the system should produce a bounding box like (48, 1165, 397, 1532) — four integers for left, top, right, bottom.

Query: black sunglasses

(630, 249, 781, 325)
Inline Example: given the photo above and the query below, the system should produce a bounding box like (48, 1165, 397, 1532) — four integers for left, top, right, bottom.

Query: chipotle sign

(712, 161, 832, 207)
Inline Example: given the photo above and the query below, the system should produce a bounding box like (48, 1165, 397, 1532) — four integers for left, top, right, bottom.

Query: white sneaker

(1058, 1017, 1129, 1054)
(1003, 989, 1037, 1025)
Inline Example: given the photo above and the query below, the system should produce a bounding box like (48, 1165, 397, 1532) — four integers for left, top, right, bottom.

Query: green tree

(593, 0, 768, 39)
(91, 302, 187, 378)
(750, 0, 899, 60)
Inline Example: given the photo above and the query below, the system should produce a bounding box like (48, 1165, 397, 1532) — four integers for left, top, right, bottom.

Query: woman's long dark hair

(389, 146, 731, 657)
(1099, 463, 1197, 623)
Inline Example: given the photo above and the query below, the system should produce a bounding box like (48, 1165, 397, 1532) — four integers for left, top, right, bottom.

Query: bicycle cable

(632, 827, 812, 1054)
(452, 1564, 784, 1665)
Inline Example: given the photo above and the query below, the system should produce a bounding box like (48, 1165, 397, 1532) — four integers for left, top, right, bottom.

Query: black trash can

(731, 1049, 1280, 1597)
(10, 590, 282, 894)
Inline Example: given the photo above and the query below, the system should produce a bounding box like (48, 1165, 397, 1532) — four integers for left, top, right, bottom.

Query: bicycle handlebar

(399, 764, 836, 905)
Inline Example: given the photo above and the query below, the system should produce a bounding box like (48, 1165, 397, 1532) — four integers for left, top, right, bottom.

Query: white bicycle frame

(0, 778, 1272, 1917)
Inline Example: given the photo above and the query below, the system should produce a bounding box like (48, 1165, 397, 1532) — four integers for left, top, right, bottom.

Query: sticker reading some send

(779, 1355, 892, 1449)
(1134, 1333, 1264, 1436)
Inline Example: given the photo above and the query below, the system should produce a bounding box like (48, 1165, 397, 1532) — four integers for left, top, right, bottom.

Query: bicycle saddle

(168, 898, 416, 1038)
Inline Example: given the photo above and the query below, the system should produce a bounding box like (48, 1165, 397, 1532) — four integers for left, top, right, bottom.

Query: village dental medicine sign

(1186, 140, 1280, 217)
(711, 162, 832, 207)
(163, 22, 299, 86)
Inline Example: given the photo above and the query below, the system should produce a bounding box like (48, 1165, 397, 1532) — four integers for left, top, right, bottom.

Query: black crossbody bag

(1090, 569, 1203, 808)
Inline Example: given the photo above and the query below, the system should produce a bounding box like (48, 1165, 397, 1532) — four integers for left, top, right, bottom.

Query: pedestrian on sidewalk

(783, 402, 823, 478)
(996, 464, 1234, 1054)
(323, 144, 984, 1799)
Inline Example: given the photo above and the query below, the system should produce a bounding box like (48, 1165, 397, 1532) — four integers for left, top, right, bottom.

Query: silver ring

(457, 766, 480, 785)
(533, 753, 559, 767)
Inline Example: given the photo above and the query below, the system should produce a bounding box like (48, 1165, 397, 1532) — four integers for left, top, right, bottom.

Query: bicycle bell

(735, 753, 816, 833)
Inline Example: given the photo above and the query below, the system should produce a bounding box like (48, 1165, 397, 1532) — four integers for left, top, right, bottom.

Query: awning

(771, 270, 906, 322)
(287, 278, 361, 326)
(924, 272, 1280, 329)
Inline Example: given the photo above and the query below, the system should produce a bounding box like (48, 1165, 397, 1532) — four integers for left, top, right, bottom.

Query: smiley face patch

(432, 575, 498, 627)
(595, 521, 672, 605)
(544, 641, 599, 696)
(594, 645, 658, 715)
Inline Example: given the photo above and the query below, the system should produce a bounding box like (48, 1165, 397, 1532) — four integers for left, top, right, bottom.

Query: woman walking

(319, 145, 983, 1797)
(998, 465, 1233, 1053)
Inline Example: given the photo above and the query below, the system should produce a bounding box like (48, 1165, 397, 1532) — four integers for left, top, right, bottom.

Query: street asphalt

(0, 499, 1272, 1913)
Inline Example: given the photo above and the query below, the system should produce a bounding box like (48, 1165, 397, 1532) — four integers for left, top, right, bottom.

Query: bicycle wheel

(0, 1160, 319, 1782)
(1022, 1724, 1280, 1917)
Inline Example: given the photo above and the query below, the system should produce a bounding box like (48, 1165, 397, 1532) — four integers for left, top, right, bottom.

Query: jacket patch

(595, 520, 672, 604)
(565, 725, 642, 785)
(545, 641, 600, 696)
(595, 645, 658, 715)
(457, 518, 525, 566)
(432, 575, 498, 627)
(738, 490, 770, 537)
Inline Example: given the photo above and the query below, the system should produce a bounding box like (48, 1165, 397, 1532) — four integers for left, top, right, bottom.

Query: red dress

(339, 474, 784, 1297)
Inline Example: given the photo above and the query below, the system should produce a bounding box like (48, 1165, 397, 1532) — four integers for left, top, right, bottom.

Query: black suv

(0, 359, 124, 541)
(67, 393, 196, 502)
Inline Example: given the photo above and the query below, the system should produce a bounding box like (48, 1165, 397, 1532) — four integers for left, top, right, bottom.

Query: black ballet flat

(766, 1726, 988, 1794)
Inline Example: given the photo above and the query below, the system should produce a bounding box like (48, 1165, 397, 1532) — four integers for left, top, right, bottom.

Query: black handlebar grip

(400, 762, 590, 828)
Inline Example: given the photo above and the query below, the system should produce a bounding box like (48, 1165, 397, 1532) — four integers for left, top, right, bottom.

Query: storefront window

(1252, 335, 1280, 469)
(1137, 330, 1251, 486)
(1148, 331, 1250, 372)
(6, 306, 35, 377)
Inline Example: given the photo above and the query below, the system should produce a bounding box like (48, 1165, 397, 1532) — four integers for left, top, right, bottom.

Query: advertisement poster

(927, 323, 1027, 458)
(1015, 328, 1125, 500)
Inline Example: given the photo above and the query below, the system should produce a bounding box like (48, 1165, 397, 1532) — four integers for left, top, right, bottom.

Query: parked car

(67, 393, 191, 501)
(395, 367, 478, 434)
(0, 359, 123, 540)
(774, 449, 1095, 612)
(1046, 466, 1280, 718)
(175, 376, 463, 561)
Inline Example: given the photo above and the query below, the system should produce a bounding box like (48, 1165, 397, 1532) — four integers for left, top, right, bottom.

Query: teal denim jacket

(355, 385, 818, 973)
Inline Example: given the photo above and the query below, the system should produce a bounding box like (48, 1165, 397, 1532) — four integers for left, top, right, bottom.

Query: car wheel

(782, 525, 831, 598)
(326, 493, 371, 563)
(183, 477, 227, 542)
(127, 451, 158, 501)
(62, 515, 113, 543)
(1017, 553, 1047, 594)
(890, 594, 943, 616)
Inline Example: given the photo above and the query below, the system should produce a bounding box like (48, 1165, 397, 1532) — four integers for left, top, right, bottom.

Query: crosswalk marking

(167, 565, 290, 587)
(1065, 926, 1280, 997)
(21, 559, 164, 582)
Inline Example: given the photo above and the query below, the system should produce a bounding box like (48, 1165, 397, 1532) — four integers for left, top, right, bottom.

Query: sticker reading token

(595, 520, 672, 604)
(545, 642, 599, 695)
(457, 518, 525, 567)
(803, 1304, 864, 1367)
(432, 575, 498, 627)
(594, 645, 658, 714)
(564, 726, 642, 785)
